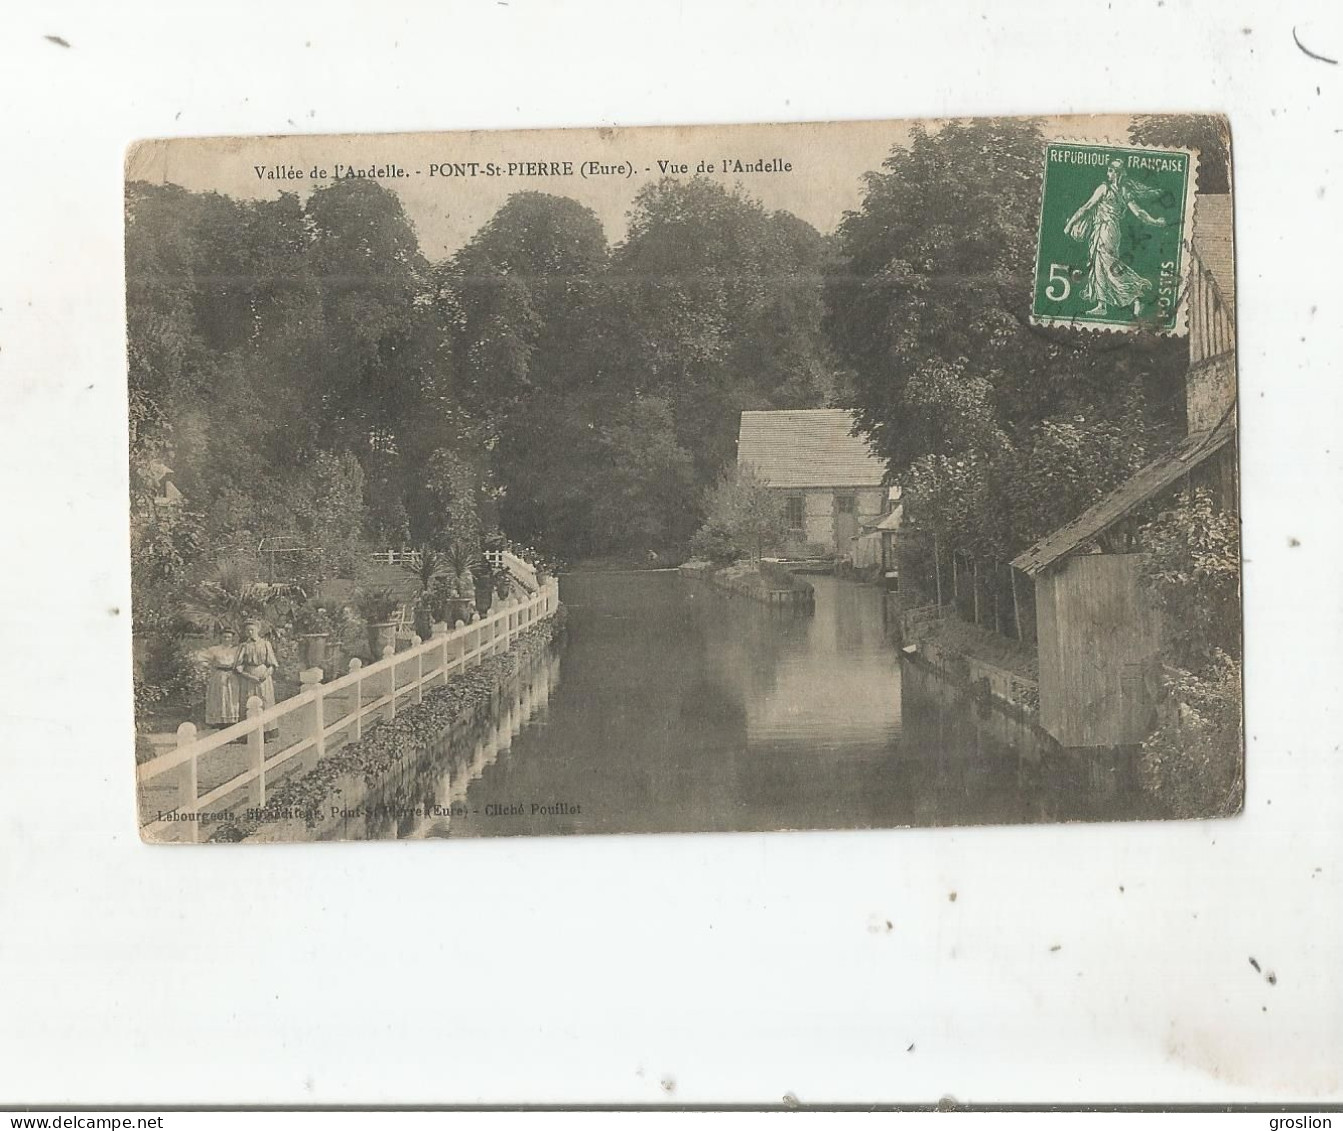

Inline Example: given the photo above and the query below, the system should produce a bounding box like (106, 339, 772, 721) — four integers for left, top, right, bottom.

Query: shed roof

(875, 504, 905, 531)
(1010, 412, 1235, 577)
(737, 409, 886, 489)
(1192, 194, 1235, 310)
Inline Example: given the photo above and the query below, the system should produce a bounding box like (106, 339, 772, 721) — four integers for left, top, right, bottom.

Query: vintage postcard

(127, 113, 1241, 844)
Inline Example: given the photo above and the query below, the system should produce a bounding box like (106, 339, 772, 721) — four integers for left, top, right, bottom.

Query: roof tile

(737, 409, 887, 489)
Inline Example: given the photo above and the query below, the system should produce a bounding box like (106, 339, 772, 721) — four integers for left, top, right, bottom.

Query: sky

(126, 114, 1162, 260)
(126, 118, 918, 258)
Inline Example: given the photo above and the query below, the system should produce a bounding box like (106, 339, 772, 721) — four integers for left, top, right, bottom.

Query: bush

(292, 600, 336, 635)
(1135, 489, 1243, 815)
(1137, 653, 1244, 818)
(689, 521, 747, 566)
(689, 465, 785, 564)
(134, 634, 210, 727)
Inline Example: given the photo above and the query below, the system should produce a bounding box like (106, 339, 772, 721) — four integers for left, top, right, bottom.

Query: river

(395, 570, 1153, 839)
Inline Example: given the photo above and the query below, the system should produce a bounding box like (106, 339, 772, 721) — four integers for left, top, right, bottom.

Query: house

(1009, 193, 1238, 748)
(736, 409, 889, 558)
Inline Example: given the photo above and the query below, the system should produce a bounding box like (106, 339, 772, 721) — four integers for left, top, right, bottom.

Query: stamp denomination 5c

(1032, 142, 1197, 334)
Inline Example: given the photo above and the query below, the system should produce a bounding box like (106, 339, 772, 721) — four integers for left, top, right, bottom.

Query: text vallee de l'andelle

(252, 156, 794, 182)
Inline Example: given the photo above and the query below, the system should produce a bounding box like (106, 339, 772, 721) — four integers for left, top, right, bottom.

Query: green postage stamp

(1032, 142, 1197, 334)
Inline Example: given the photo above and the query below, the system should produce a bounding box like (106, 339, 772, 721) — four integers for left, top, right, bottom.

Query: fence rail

(484, 548, 539, 592)
(137, 578, 560, 843)
(370, 548, 539, 592)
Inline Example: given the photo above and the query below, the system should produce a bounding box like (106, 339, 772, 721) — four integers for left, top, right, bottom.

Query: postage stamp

(1031, 142, 1197, 334)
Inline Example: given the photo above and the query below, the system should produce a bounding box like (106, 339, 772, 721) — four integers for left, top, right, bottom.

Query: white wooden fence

(371, 548, 538, 592)
(138, 578, 560, 843)
(369, 549, 422, 567)
(484, 548, 539, 592)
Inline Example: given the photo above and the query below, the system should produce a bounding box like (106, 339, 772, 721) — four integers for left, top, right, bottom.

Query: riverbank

(679, 559, 815, 608)
(898, 602, 1042, 724)
(207, 607, 566, 842)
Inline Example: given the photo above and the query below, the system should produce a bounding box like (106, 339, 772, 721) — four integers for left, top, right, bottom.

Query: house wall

(802, 490, 834, 547)
(769, 487, 887, 557)
(1036, 553, 1161, 748)
(854, 489, 886, 522)
(1187, 353, 1236, 434)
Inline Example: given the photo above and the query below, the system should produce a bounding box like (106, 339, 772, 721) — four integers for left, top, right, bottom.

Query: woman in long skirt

(234, 620, 279, 726)
(204, 628, 241, 727)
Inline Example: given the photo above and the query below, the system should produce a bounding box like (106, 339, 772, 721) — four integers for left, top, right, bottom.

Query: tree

(689, 464, 787, 564)
(413, 447, 483, 551)
(1137, 488, 1241, 668)
(586, 395, 699, 553)
(304, 179, 433, 453)
(610, 177, 843, 480)
(438, 193, 611, 557)
(290, 451, 369, 583)
(182, 558, 304, 636)
(1130, 114, 1231, 195)
(1134, 488, 1243, 816)
(443, 192, 609, 436)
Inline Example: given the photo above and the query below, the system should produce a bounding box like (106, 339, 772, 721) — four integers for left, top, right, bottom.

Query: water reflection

(376, 571, 1155, 839)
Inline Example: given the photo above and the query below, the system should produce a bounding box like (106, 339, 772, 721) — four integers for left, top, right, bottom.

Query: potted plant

(440, 540, 480, 625)
(401, 544, 446, 640)
(353, 586, 402, 658)
(474, 556, 507, 615)
(292, 600, 335, 667)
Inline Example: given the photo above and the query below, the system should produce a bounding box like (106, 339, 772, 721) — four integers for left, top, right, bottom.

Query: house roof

(1010, 412, 1236, 577)
(737, 409, 887, 489)
(1193, 194, 1235, 311)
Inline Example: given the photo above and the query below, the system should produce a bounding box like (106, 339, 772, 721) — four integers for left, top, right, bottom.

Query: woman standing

(234, 620, 279, 719)
(1065, 157, 1168, 317)
(203, 628, 241, 728)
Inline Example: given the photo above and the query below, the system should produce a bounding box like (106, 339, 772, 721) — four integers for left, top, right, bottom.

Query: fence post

(246, 696, 266, 807)
(384, 644, 397, 718)
(176, 722, 199, 839)
(412, 635, 424, 704)
(436, 624, 450, 685)
(301, 668, 326, 761)
(349, 657, 363, 740)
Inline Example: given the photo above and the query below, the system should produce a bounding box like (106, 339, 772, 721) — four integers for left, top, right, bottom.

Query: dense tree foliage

(1136, 488, 1243, 815)
(127, 179, 460, 604)
(609, 179, 847, 480)
(689, 464, 787, 565)
(128, 173, 846, 637)
(825, 118, 1187, 560)
(433, 181, 846, 559)
(1129, 114, 1231, 195)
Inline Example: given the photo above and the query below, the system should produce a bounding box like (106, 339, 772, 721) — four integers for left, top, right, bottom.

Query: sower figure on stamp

(235, 620, 279, 736)
(1065, 157, 1168, 317)
(204, 627, 241, 728)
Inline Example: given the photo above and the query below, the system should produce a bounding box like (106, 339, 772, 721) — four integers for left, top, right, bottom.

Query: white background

(1, 0, 1340, 1108)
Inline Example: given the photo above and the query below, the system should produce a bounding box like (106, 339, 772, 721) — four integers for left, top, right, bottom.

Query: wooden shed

(1011, 417, 1235, 748)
